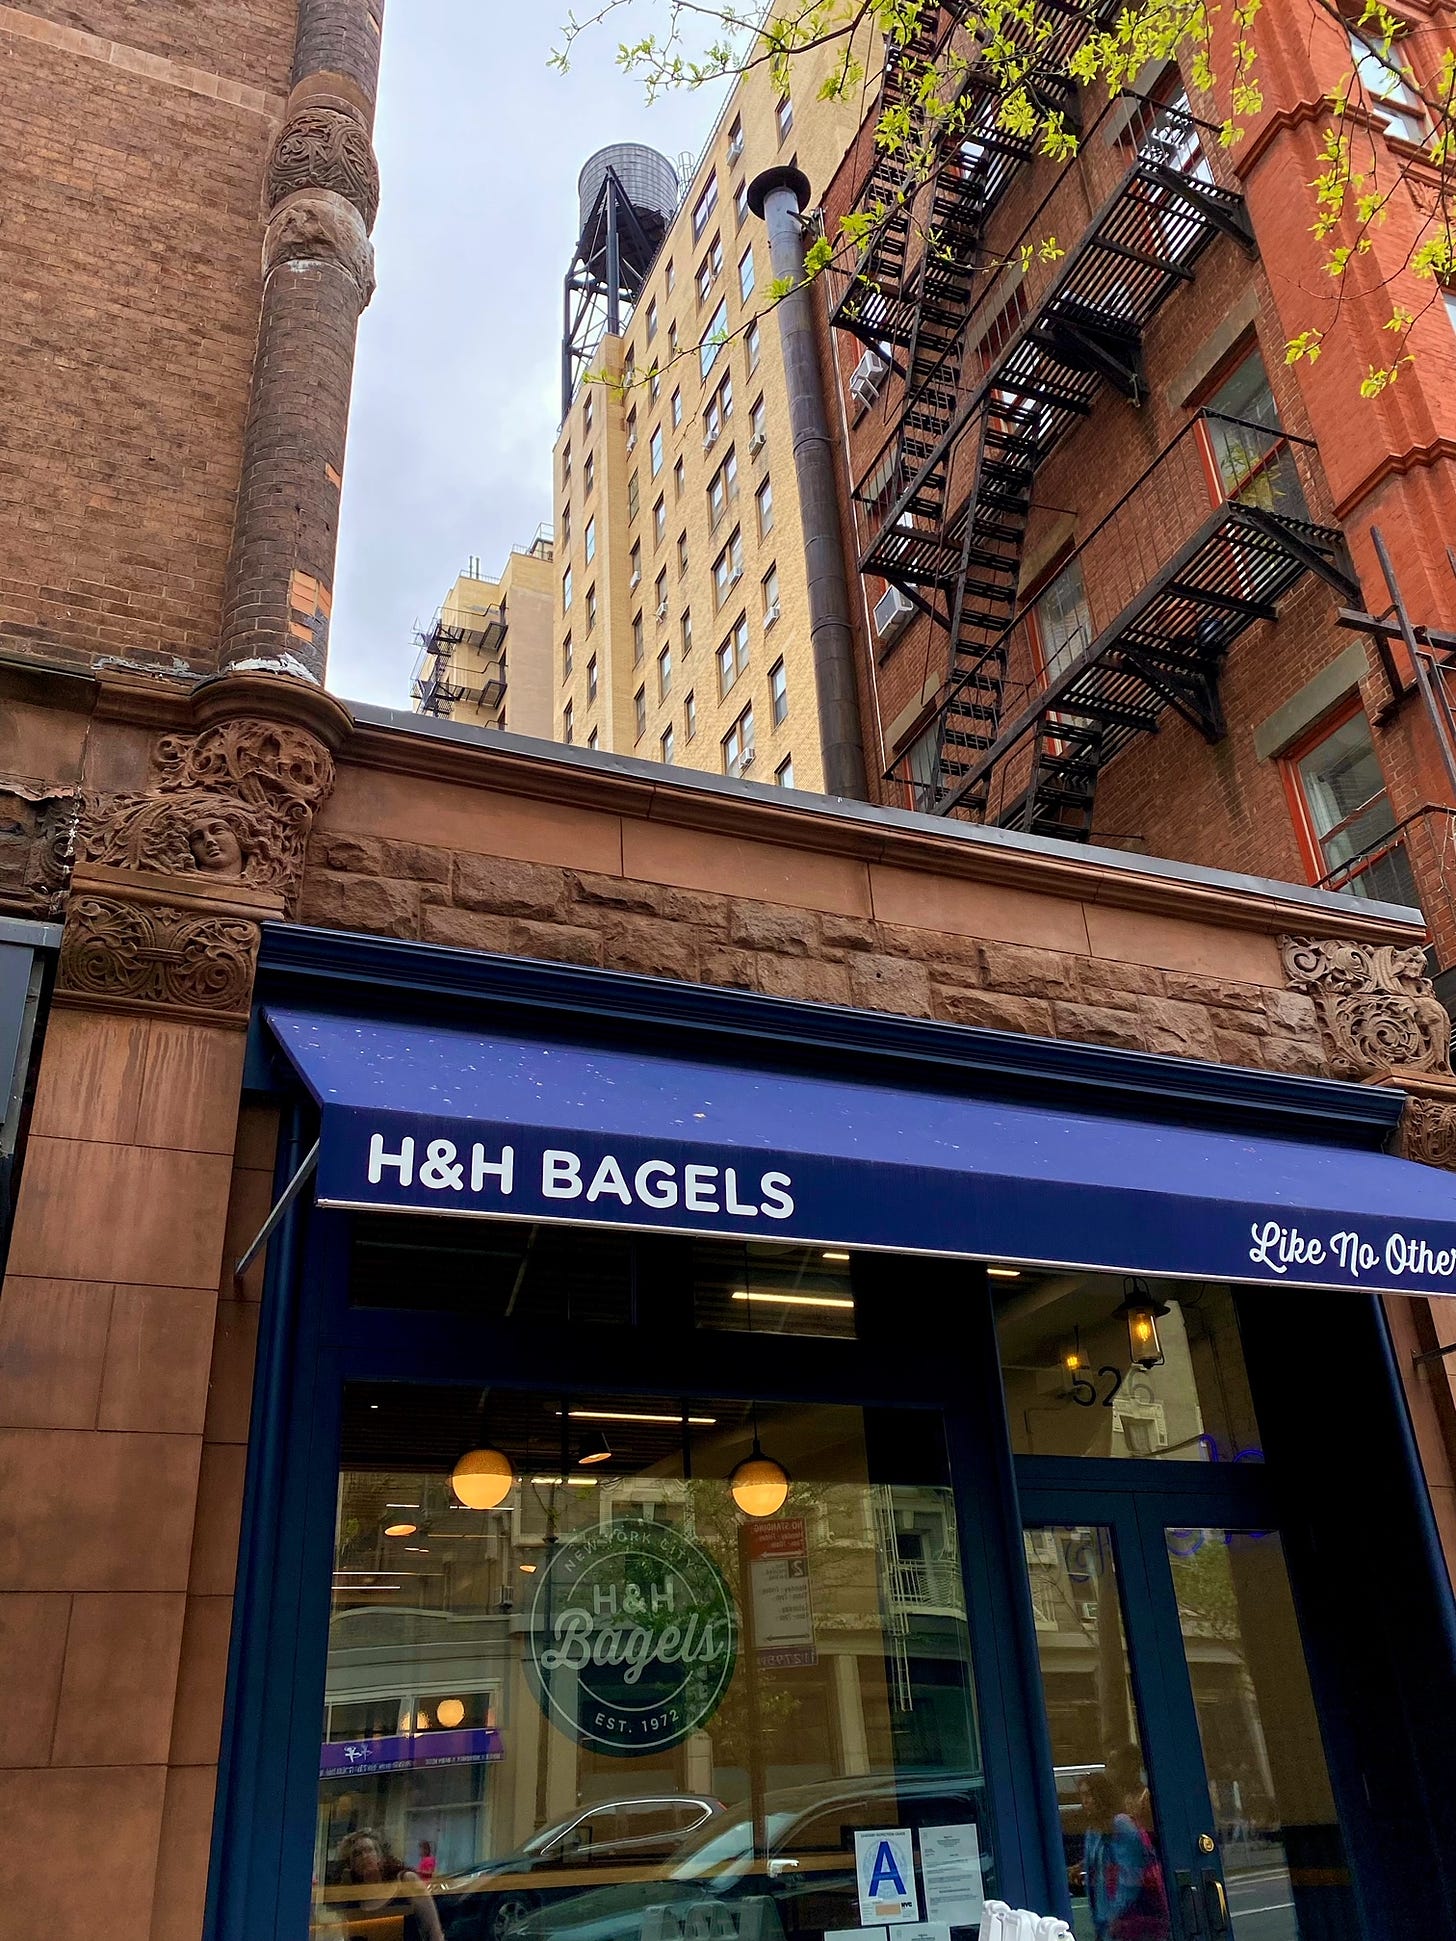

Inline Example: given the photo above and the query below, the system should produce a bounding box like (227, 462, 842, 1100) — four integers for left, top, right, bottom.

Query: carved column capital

(60, 678, 345, 1024)
(265, 104, 380, 230)
(1279, 935, 1453, 1080)
(80, 709, 337, 912)
(263, 190, 375, 310)
(57, 884, 261, 1029)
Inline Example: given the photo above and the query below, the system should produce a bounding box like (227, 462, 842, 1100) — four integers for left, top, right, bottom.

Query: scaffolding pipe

(749, 166, 868, 800)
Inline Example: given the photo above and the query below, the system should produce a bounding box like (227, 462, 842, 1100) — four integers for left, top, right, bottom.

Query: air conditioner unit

(727, 566, 743, 589)
(873, 584, 915, 642)
(629, 569, 641, 590)
(749, 429, 766, 456)
(764, 600, 781, 627)
(625, 431, 637, 453)
(703, 425, 720, 453)
(656, 599, 670, 621)
(849, 349, 890, 410)
(727, 135, 745, 165)
(739, 748, 756, 771)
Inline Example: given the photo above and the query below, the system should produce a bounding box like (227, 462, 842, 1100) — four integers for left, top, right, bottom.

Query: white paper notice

(826, 1930, 887, 1941)
(855, 1829, 921, 1925)
(887, 1925, 952, 1941)
(918, 1824, 984, 1928)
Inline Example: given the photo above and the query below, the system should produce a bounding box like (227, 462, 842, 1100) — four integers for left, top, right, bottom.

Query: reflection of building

(412, 532, 556, 735)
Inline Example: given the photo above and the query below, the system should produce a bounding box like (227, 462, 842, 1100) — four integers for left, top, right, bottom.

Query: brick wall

(0, 4, 292, 674)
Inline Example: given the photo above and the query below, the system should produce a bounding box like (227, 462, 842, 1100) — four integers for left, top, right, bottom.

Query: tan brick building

(412, 531, 556, 737)
(551, 33, 873, 790)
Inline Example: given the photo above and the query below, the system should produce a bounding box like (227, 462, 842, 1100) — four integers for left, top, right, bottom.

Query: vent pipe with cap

(748, 166, 868, 801)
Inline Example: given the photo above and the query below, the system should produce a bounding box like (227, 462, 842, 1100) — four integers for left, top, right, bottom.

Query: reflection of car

(507, 1771, 989, 1941)
(436, 1796, 722, 1941)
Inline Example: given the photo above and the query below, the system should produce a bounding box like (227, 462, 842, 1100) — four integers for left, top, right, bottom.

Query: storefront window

(311, 1385, 993, 1939)
(997, 1275, 1263, 1463)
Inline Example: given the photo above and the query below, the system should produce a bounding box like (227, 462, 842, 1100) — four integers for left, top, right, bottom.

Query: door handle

(1174, 1870, 1203, 1939)
(1201, 1871, 1229, 1935)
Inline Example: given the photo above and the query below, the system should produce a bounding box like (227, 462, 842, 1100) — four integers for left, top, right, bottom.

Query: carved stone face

(189, 814, 244, 876)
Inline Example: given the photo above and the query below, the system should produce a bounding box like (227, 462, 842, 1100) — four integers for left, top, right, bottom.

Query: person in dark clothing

(328, 1827, 446, 1941)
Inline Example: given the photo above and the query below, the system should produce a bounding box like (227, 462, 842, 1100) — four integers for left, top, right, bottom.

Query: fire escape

(832, 25, 1355, 840)
(411, 619, 467, 719)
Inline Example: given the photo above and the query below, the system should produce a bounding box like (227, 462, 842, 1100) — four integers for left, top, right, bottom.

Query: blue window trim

(252, 922, 1400, 1150)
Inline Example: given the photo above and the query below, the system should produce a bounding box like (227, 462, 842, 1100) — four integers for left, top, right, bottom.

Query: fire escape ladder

(928, 496, 1355, 835)
(828, 11, 956, 354)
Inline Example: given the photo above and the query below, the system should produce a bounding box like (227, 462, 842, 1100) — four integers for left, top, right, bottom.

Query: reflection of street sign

(527, 1518, 738, 1756)
(319, 1726, 503, 1777)
(747, 1517, 817, 1669)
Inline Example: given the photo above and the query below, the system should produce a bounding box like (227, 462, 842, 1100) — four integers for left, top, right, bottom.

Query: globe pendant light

(730, 1431, 790, 1518)
(451, 1445, 515, 1509)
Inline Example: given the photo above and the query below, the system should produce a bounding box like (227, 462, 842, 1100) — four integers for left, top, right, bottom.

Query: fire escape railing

(891, 410, 1360, 837)
(411, 620, 467, 718)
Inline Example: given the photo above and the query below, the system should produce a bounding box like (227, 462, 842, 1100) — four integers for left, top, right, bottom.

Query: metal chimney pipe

(748, 166, 868, 800)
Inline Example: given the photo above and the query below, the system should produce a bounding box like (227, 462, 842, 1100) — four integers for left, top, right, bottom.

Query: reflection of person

(1076, 1774, 1169, 1941)
(418, 1840, 436, 1880)
(330, 1828, 445, 1941)
(1105, 1744, 1153, 1832)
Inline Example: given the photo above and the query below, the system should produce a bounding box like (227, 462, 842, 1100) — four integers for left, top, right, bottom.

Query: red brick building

(5, 4, 1456, 1938)
(819, 4, 1456, 1000)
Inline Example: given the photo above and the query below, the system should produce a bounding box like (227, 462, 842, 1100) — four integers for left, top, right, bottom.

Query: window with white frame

(693, 173, 718, 240)
(634, 686, 647, 739)
(587, 654, 598, 703)
(756, 474, 774, 538)
(762, 564, 780, 624)
(661, 724, 676, 764)
(739, 245, 756, 304)
(776, 95, 793, 142)
(708, 447, 739, 527)
(723, 702, 755, 776)
(1349, 24, 1425, 142)
(562, 565, 573, 610)
(685, 690, 697, 740)
(713, 528, 745, 609)
(584, 515, 595, 564)
(650, 425, 664, 477)
(701, 298, 730, 378)
(746, 320, 761, 373)
(775, 755, 795, 788)
(1032, 556, 1091, 686)
(769, 657, 788, 726)
(658, 642, 672, 700)
(717, 612, 750, 697)
(1285, 707, 1420, 905)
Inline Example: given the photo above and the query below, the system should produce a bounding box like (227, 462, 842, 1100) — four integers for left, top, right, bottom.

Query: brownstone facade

(4, 1, 1456, 1932)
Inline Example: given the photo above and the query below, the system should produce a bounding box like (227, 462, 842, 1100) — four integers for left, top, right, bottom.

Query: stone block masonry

(300, 831, 1329, 1079)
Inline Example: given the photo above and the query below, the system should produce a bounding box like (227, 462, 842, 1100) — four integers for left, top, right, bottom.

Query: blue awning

(266, 1006, 1456, 1296)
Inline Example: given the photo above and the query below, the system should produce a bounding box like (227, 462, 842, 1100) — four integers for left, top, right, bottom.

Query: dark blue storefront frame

(207, 925, 1456, 1941)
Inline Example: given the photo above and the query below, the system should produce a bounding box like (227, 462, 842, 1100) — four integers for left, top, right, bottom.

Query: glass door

(1019, 1486, 1361, 1941)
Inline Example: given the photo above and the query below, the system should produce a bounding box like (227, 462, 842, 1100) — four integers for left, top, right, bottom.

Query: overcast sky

(329, 5, 724, 708)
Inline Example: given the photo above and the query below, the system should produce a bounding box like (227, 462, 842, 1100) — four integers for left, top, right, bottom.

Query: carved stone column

(219, 1, 386, 681)
(0, 671, 350, 1929)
